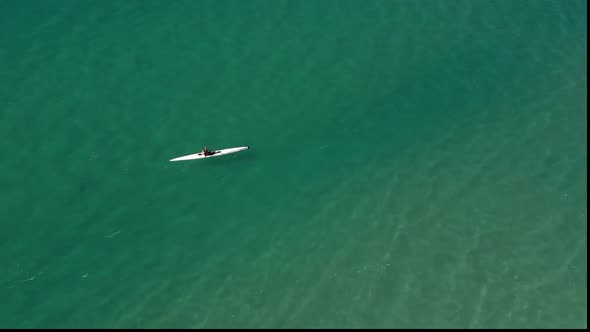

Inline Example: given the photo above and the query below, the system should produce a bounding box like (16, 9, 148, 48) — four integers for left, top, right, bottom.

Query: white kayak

(170, 146, 249, 162)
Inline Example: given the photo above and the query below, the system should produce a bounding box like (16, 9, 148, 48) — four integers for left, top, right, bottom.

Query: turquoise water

(0, 0, 586, 328)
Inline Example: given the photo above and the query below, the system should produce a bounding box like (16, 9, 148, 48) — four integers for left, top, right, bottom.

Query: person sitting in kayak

(202, 146, 214, 156)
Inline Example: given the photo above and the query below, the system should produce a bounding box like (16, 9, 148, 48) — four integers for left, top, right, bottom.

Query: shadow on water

(205, 148, 258, 167)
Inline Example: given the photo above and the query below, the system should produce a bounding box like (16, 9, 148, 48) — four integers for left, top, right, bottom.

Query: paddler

(202, 146, 213, 156)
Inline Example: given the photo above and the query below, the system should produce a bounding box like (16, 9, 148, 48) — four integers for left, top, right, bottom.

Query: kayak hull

(170, 146, 249, 161)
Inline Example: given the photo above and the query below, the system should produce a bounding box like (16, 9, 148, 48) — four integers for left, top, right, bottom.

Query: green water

(0, 0, 586, 328)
